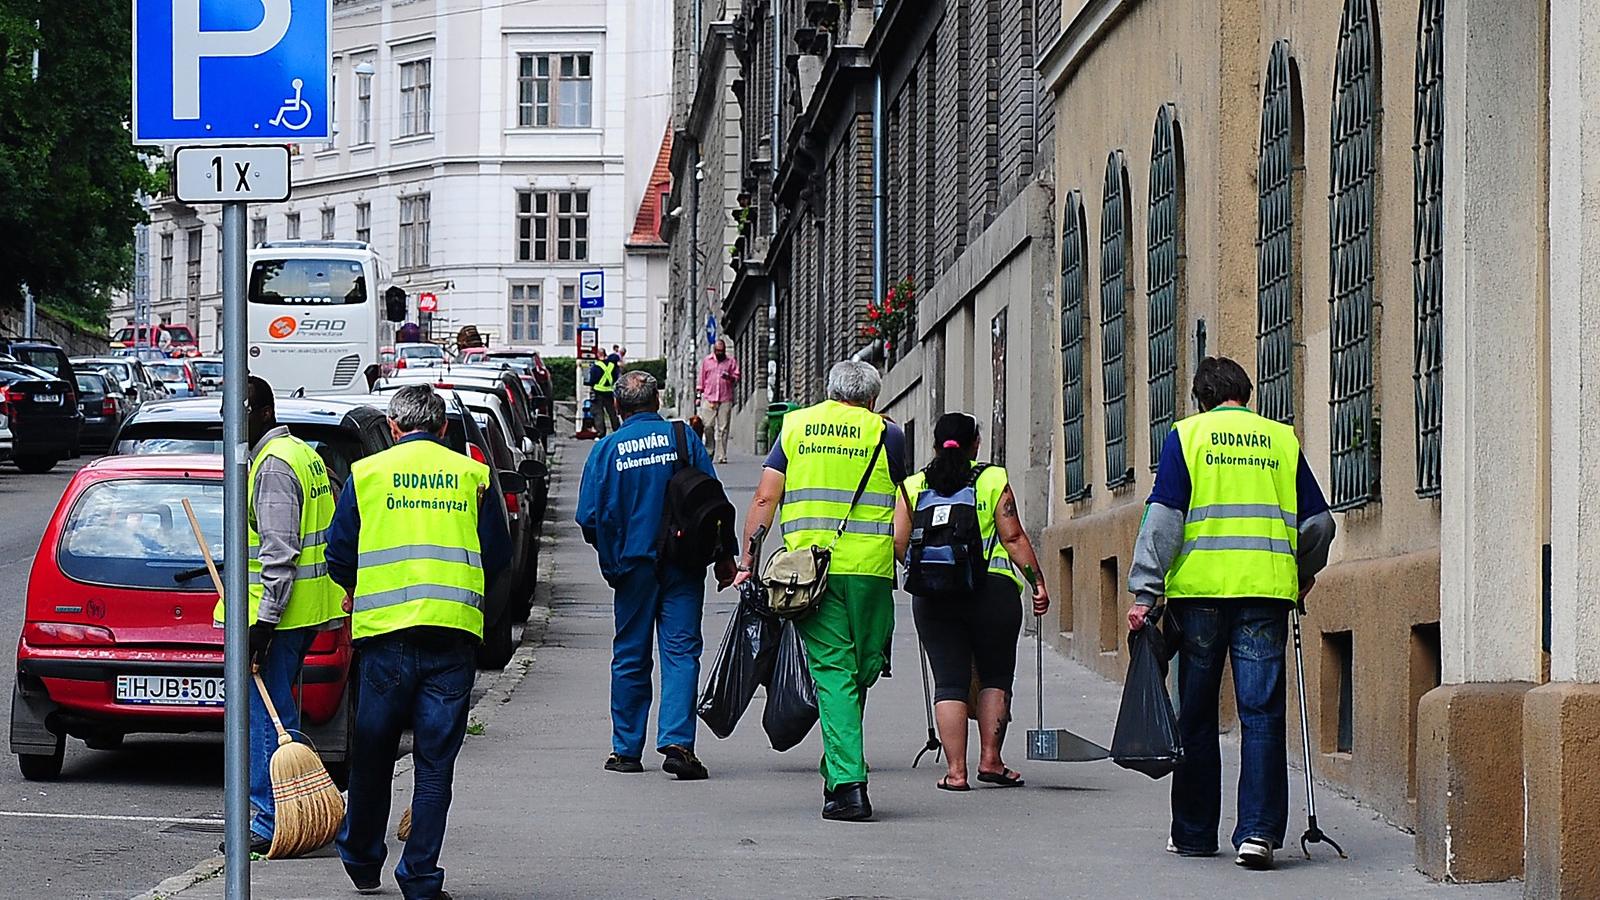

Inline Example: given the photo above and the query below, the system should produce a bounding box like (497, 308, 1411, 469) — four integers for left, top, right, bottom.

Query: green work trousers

(795, 574, 896, 791)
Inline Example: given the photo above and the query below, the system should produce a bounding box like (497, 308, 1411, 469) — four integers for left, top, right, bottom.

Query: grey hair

(826, 360, 881, 406)
(614, 369, 660, 416)
(388, 384, 447, 433)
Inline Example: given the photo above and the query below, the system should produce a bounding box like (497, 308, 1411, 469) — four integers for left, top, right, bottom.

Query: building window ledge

(391, 134, 434, 148)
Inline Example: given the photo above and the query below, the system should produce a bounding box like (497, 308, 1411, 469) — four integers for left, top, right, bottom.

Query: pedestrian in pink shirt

(696, 340, 741, 463)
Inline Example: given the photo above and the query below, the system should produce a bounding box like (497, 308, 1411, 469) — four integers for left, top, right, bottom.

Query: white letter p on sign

(171, 0, 292, 120)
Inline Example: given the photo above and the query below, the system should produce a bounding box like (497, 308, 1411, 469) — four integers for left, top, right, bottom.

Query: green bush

(544, 356, 667, 400)
(624, 358, 667, 383)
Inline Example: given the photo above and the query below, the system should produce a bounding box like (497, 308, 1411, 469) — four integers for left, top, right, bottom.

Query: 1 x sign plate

(174, 146, 291, 203)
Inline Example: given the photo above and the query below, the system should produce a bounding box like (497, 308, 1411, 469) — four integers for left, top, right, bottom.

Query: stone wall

(0, 306, 110, 357)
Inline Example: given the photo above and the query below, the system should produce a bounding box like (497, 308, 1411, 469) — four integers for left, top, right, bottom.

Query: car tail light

(395, 358, 407, 369)
(102, 396, 118, 416)
(467, 443, 487, 465)
(432, 382, 453, 389)
(25, 622, 116, 647)
(504, 490, 520, 515)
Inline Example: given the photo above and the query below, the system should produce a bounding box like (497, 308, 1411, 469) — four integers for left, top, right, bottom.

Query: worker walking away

(216, 376, 344, 856)
(736, 360, 907, 822)
(578, 371, 736, 780)
(588, 352, 622, 437)
(325, 385, 512, 900)
(697, 338, 742, 464)
(1125, 357, 1336, 871)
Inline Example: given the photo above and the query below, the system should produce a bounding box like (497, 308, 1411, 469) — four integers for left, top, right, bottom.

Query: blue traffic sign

(133, 0, 331, 144)
(579, 271, 604, 310)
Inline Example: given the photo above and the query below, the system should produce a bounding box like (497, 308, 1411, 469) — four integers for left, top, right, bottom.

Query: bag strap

(671, 420, 689, 472)
(825, 429, 887, 551)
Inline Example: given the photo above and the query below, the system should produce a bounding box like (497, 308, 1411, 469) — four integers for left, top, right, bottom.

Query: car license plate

(33, 394, 60, 404)
(115, 675, 225, 707)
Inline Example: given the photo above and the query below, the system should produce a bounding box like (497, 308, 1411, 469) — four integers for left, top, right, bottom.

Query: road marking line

(0, 810, 222, 826)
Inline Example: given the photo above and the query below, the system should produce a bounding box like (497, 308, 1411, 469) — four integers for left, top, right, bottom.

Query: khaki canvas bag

(761, 436, 886, 619)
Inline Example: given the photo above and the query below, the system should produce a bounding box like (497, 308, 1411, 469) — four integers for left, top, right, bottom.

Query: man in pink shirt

(696, 340, 741, 463)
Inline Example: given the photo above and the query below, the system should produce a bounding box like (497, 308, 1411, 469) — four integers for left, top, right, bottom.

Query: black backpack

(903, 464, 990, 599)
(656, 421, 737, 569)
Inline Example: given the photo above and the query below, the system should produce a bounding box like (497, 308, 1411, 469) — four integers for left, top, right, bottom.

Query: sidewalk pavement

(163, 445, 1517, 900)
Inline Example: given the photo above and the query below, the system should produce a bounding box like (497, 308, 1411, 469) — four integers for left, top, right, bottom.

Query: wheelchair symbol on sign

(269, 78, 313, 131)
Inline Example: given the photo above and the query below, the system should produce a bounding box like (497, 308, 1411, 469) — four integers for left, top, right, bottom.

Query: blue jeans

(1168, 601, 1289, 854)
(337, 634, 475, 900)
(611, 564, 705, 757)
(249, 626, 318, 842)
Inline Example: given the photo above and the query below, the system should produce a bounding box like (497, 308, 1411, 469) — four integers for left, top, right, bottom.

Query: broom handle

(181, 499, 293, 748)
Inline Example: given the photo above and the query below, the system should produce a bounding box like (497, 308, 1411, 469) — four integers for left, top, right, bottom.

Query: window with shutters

(1100, 151, 1133, 490)
(1060, 190, 1089, 501)
(1147, 104, 1185, 467)
(1329, 0, 1381, 510)
(1257, 40, 1303, 426)
(1413, 0, 1444, 498)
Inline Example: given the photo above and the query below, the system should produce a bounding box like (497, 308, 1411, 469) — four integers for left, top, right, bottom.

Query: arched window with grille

(1257, 40, 1303, 426)
(1413, 0, 1443, 498)
(1100, 151, 1133, 489)
(1148, 104, 1185, 467)
(1060, 190, 1090, 501)
(1329, 0, 1381, 510)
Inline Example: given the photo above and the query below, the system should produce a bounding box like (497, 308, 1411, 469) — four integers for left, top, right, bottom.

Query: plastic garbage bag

(1110, 608, 1184, 779)
(697, 583, 780, 739)
(762, 621, 819, 752)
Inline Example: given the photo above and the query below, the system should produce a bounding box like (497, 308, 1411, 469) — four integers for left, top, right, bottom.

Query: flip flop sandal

(977, 768, 1025, 787)
(937, 777, 971, 792)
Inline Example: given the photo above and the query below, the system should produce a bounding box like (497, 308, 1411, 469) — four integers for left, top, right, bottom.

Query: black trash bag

(697, 583, 780, 739)
(762, 621, 819, 752)
(1110, 607, 1184, 779)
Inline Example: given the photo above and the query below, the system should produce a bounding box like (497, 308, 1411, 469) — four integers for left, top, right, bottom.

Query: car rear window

(398, 345, 444, 360)
(74, 373, 106, 394)
(14, 348, 66, 376)
(57, 479, 223, 590)
(117, 423, 365, 487)
(149, 363, 187, 381)
(91, 362, 133, 383)
(192, 361, 223, 379)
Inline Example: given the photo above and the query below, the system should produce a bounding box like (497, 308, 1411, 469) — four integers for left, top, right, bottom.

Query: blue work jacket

(576, 412, 716, 582)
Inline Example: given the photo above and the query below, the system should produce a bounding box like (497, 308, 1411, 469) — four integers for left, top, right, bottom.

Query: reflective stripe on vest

(901, 463, 1026, 592)
(351, 439, 490, 641)
(1163, 408, 1301, 602)
(777, 401, 896, 579)
(595, 362, 617, 393)
(216, 434, 342, 630)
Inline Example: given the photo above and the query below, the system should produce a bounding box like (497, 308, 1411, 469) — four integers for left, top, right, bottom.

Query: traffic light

(384, 286, 407, 323)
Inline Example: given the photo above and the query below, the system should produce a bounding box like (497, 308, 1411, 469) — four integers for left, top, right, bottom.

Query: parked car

(72, 371, 128, 452)
(189, 357, 223, 393)
(481, 349, 555, 417)
(0, 360, 82, 473)
(71, 356, 165, 412)
(0, 410, 12, 463)
(146, 360, 199, 399)
(458, 346, 488, 364)
(110, 323, 201, 357)
(113, 346, 173, 365)
(392, 342, 447, 371)
(0, 340, 78, 387)
(9, 455, 355, 781)
(378, 346, 397, 378)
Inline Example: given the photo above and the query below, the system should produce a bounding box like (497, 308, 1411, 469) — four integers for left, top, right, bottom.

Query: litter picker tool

(1022, 567, 1109, 763)
(912, 642, 942, 767)
(1292, 606, 1347, 859)
(182, 498, 345, 860)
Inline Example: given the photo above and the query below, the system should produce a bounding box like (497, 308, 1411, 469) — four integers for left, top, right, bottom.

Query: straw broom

(182, 499, 346, 859)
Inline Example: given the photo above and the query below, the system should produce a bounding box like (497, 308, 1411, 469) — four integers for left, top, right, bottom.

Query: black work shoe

(352, 877, 382, 895)
(659, 744, 709, 780)
(218, 834, 272, 856)
(605, 753, 644, 773)
(822, 782, 873, 821)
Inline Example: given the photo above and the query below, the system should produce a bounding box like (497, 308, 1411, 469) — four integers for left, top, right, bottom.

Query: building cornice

(685, 21, 739, 140)
(724, 263, 771, 333)
(866, 0, 943, 63)
(1038, 0, 1142, 94)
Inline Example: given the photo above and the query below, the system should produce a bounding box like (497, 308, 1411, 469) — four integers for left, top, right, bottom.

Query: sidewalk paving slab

(164, 448, 1518, 900)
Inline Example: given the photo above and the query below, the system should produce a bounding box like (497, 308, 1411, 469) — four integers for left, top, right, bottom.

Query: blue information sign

(133, 0, 331, 144)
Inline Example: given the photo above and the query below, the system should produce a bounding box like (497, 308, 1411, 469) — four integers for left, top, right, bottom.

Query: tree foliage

(0, 0, 161, 316)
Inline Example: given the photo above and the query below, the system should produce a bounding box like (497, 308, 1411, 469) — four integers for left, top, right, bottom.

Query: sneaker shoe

(659, 744, 709, 780)
(1166, 837, 1217, 858)
(1235, 838, 1274, 870)
(604, 753, 644, 773)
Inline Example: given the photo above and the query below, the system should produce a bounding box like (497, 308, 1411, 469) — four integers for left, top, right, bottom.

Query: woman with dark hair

(893, 412, 1050, 791)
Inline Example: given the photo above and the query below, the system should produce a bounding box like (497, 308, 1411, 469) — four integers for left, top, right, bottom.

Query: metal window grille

(1257, 40, 1299, 426)
(1060, 190, 1089, 501)
(1147, 104, 1184, 467)
(1100, 151, 1133, 490)
(1413, 0, 1444, 498)
(1329, 0, 1381, 510)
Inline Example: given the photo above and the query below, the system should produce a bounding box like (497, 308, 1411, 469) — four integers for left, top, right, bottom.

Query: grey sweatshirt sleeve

(1297, 510, 1337, 585)
(1127, 503, 1186, 608)
(252, 457, 305, 625)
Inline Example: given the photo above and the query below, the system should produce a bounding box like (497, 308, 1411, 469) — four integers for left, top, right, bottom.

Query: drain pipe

(870, 0, 886, 313)
(767, 0, 782, 412)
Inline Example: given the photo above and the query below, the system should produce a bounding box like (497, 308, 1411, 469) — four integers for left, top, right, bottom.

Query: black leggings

(912, 574, 1024, 703)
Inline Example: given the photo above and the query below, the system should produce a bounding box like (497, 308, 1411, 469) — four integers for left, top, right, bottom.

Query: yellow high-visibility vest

(594, 361, 617, 393)
(778, 401, 896, 579)
(1164, 407, 1301, 602)
(214, 434, 342, 630)
(350, 438, 490, 641)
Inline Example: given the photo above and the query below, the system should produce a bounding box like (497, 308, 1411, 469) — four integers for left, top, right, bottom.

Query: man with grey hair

(735, 360, 907, 821)
(579, 369, 736, 781)
(325, 384, 512, 898)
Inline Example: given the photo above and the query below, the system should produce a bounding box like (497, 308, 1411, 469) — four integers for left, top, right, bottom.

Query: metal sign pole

(220, 200, 251, 899)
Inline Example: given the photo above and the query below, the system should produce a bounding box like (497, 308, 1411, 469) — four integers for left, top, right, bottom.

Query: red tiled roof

(628, 125, 673, 246)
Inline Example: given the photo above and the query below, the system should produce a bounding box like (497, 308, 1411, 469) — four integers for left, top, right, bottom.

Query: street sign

(579, 307, 603, 319)
(133, 0, 331, 144)
(173, 146, 291, 203)
(706, 314, 717, 347)
(577, 325, 599, 359)
(418, 292, 439, 313)
(579, 270, 604, 311)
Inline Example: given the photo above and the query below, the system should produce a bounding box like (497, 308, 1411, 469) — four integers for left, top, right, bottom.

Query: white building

(117, 0, 673, 359)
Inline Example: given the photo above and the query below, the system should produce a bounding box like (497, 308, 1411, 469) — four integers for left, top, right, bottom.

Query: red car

(10, 455, 354, 781)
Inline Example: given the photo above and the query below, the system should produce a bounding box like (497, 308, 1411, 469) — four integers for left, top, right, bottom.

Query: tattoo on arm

(1001, 495, 1018, 519)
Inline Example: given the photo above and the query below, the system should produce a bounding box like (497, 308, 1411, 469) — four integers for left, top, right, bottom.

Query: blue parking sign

(133, 0, 331, 144)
